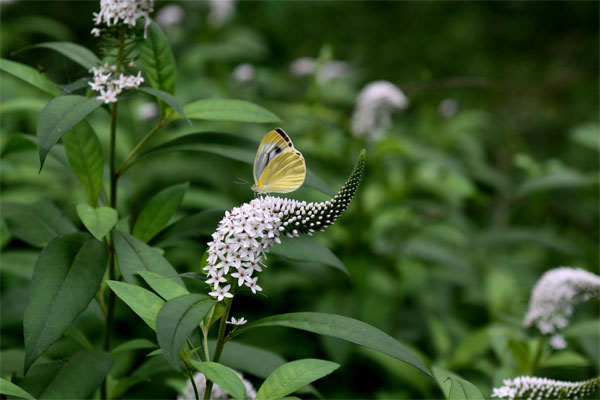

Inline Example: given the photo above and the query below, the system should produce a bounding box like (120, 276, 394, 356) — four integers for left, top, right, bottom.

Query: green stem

(202, 328, 211, 362)
(187, 364, 200, 400)
(203, 298, 233, 400)
(101, 26, 125, 400)
(530, 336, 546, 374)
(116, 119, 165, 176)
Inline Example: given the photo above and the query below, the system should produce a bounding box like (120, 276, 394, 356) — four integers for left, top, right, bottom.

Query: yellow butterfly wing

(253, 128, 294, 184)
(256, 150, 306, 193)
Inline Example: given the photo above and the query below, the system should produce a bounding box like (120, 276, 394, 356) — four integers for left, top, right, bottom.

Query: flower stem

(101, 26, 125, 400)
(116, 119, 165, 176)
(203, 298, 233, 400)
(187, 364, 200, 400)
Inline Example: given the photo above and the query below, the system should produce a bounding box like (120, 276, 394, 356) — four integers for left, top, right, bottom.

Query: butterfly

(251, 128, 306, 194)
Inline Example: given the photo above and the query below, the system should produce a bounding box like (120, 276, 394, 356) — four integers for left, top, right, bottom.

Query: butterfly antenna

(233, 177, 250, 185)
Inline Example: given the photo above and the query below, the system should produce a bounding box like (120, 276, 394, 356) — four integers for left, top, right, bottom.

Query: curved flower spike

(205, 150, 366, 300)
(492, 376, 600, 400)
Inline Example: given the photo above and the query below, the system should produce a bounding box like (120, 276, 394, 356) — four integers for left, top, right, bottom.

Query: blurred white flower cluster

(492, 376, 599, 400)
(155, 4, 184, 28)
(89, 64, 144, 103)
(351, 80, 408, 141)
(289, 57, 351, 84)
(178, 371, 256, 400)
(208, 0, 235, 28)
(523, 267, 600, 349)
(233, 63, 256, 83)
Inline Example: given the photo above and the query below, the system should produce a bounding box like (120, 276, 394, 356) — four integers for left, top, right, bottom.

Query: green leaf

(111, 338, 157, 355)
(136, 87, 189, 124)
(62, 121, 104, 205)
(152, 209, 224, 247)
(0, 58, 61, 97)
(113, 229, 185, 286)
(133, 182, 188, 243)
(0, 378, 36, 400)
(23, 233, 108, 372)
(232, 312, 430, 376)
(181, 99, 280, 123)
(76, 204, 117, 240)
(189, 361, 246, 400)
(2, 198, 77, 247)
(138, 133, 334, 195)
(138, 21, 176, 94)
(37, 350, 113, 399)
(18, 42, 100, 70)
(271, 236, 348, 275)
(432, 366, 484, 400)
(0, 97, 48, 114)
(36, 95, 102, 169)
(137, 270, 189, 300)
(156, 294, 215, 370)
(106, 280, 164, 330)
(1, 133, 38, 156)
(256, 359, 339, 400)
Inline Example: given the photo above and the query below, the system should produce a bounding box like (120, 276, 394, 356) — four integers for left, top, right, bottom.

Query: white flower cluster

(492, 376, 599, 400)
(524, 267, 600, 349)
(205, 150, 365, 301)
(91, 0, 154, 36)
(88, 64, 144, 103)
(289, 57, 351, 84)
(351, 80, 408, 141)
(178, 371, 256, 400)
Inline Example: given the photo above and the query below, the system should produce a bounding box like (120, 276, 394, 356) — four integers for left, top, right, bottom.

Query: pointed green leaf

(152, 209, 224, 247)
(23, 233, 108, 372)
(137, 270, 189, 300)
(190, 361, 246, 400)
(111, 338, 157, 354)
(1, 133, 37, 156)
(38, 350, 113, 399)
(37, 95, 102, 169)
(181, 99, 280, 123)
(256, 359, 339, 400)
(2, 198, 77, 247)
(156, 294, 215, 370)
(133, 182, 188, 243)
(432, 367, 485, 400)
(0, 58, 61, 97)
(18, 42, 100, 70)
(62, 121, 104, 205)
(0, 378, 36, 400)
(106, 280, 164, 330)
(76, 204, 117, 240)
(232, 312, 430, 376)
(138, 21, 176, 94)
(136, 87, 189, 123)
(137, 133, 333, 195)
(271, 236, 348, 275)
(113, 229, 184, 286)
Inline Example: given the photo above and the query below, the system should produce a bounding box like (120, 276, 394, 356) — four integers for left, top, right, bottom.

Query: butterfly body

(252, 128, 306, 194)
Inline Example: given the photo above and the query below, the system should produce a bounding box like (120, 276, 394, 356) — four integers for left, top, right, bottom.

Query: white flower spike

(491, 376, 599, 400)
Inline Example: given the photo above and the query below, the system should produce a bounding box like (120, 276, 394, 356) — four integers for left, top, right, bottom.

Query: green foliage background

(1, 1, 598, 399)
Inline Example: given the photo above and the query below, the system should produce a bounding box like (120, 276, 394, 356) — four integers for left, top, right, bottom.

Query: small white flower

(205, 270, 226, 288)
(226, 316, 247, 326)
(92, 0, 154, 30)
(136, 102, 159, 120)
(90, 28, 102, 37)
(233, 63, 255, 83)
(245, 277, 262, 294)
(96, 88, 118, 103)
(88, 65, 145, 104)
(290, 57, 316, 76)
(549, 334, 567, 350)
(209, 284, 233, 301)
(231, 268, 252, 287)
(351, 80, 408, 141)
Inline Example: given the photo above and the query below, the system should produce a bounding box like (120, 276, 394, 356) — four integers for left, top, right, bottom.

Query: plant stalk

(116, 119, 164, 176)
(203, 298, 233, 400)
(530, 336, 546, 375)
(101, 26, 126, 400)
